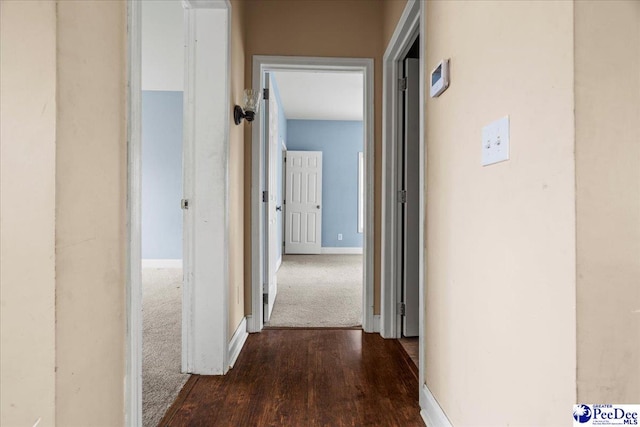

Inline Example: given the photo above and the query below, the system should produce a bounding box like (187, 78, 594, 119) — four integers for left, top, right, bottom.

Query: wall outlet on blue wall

(338, 233, 343, 241)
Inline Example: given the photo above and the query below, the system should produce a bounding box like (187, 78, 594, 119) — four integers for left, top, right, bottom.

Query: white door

(263, 74, 279, 322)
(401, 58, 420, 337)
(285, 151, 323, 254)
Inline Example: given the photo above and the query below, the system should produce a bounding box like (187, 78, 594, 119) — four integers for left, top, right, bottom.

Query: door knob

(316, 205, 321, 209)
(276, 205, 282, 211)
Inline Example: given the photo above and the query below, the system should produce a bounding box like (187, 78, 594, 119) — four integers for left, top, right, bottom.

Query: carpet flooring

(267, 254, 363, 328)
(142, 267, 189, 427)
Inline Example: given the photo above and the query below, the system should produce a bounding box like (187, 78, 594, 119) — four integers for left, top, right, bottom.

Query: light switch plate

(482, 116, 510, 166)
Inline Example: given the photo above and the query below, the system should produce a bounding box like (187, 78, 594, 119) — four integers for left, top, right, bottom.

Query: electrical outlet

(338, 233, 343, 241)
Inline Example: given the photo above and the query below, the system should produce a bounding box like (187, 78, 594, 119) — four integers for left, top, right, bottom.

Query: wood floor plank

(162, 330, 424, 427)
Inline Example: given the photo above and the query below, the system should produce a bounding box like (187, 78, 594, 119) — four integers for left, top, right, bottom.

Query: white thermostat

(430, 59, 450, 98)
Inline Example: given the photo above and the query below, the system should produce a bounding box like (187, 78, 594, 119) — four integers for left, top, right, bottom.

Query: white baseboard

(420, 383, 453, 427)
(373, 314, 381, 333)
(228, 317, 248, 369)
(276, 255, 282, 272)
(320, 247, 363, 255)
(141, 259, 182, 269)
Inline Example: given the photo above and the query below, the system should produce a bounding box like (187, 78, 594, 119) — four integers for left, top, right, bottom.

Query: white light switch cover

(482, 116, 510, 166)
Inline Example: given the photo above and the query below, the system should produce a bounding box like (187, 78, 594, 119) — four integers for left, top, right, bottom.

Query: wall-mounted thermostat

(430, 59, 450, 98)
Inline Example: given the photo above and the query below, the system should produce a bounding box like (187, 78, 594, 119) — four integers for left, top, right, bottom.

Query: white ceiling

(272, 71, 363, 121)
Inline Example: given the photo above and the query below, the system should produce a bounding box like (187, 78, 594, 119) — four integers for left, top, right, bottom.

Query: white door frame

(126, 0, 231, 424)
(126, 1, 142, 424)
(248, 56, 375, 333)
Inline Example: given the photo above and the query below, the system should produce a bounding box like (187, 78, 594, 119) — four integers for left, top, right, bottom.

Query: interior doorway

(127, 1, 232, 424)
(259, 70, 366, 328)
(381, 2, 422, 335)
(381, 0, 424, 374)
(249, 57, 375, 334)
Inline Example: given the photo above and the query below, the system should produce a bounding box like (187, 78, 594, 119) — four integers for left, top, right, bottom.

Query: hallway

(160, 329, 424, 426)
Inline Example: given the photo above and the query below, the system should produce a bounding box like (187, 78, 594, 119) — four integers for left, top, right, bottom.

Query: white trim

(420, 384, 453, 427)
(126, 0, 143, 425)
(180, 0, 195, 374)
(320, 247, 363, 255)
(141, 259, 183, 269)
(418, 0, 427, 415)
(227, 317, 248, 369)
(249, 56, 375, 334)
(372, 314, 381, 333)
(381, 0, 421, 341)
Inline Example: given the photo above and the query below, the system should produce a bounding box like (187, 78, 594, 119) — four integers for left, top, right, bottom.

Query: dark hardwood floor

(160, 329, 424, 427)
(398, 337, 419, 370)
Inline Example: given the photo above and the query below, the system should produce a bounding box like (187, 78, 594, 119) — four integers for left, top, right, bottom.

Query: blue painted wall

(271, 76, 287, 264)
(286, 120, 364, 248)
(142, 90, 183, 259)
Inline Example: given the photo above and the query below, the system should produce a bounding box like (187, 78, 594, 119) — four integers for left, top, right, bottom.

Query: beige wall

(0, 2, 57, 425)
(229, 0, 247, 337)
(55, 1, 127, 424)
(242, 0, 384, 314)
(424, 1, 576, 425)
(575, 0, 640, 403)
(383, 0, 409, 48)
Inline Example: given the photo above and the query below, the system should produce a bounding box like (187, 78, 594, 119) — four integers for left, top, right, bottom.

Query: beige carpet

(142, 267, 189, 427)
(267, 254, 363, 327)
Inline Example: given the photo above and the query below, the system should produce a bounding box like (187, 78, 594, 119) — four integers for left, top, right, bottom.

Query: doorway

(127, 1, 232, 424)
(262, 70, 366, 328)
(249, 57, 375, 333)
(381, 2, 422, 337)
(380, 0, 424, 413)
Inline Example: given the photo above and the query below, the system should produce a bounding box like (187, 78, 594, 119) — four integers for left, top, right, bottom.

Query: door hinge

(398, 190, 407, 204)
(262, 190, 269, 203)
(181, 199, 189, 210)
(398, 302, 406, 316)
(263, 293, 268, 304)
(399, 77, 407, 91)
(263, 88, 269, 101)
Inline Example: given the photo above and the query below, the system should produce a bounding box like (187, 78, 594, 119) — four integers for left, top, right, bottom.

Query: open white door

(401, 58, 420, 337)
(263, 74, 279, 322)
(285, 151, 323, 254)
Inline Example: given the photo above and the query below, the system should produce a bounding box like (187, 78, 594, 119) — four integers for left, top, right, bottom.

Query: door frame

(126, 0, 231, 424)
(249, 56, 375, 333)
